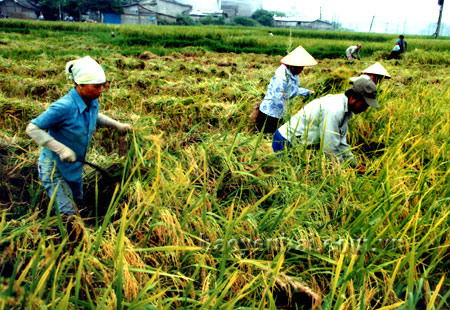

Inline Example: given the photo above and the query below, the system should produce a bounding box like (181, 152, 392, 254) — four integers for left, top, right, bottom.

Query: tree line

(35, 0, 124, 21)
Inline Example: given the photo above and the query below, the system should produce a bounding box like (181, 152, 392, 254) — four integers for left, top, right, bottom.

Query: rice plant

(0, 20, 449, 309)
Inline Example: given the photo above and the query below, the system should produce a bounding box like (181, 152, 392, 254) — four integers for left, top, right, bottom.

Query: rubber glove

(97, 113, 131, 132)
(26, 123, 76, 162)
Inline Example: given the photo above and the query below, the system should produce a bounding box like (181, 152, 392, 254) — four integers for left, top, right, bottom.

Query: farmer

(346, 44, 362, 60)
(253, 45, 317, 133)
(26, 56, 131, 218)
(388, 35, 407, 60)
(350, 62, 391, 85)
(272, 78, 379, 174)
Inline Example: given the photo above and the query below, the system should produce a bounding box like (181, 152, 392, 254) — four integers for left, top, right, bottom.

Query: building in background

(221, 0, 262, 17)
(121, 3, 157, 25)
(274, 16, 333, 30)
(306, 19, 333, 30)
(221, 4, 237, 18)
(176, 0, 221, 12)
(103, 0, 192, 25)
(189, 9, 224, 21)
(176, 0, 224, 20)
(273, 16, 300, 28)
(148, 0, 192, 22)
(0, 0, 39, 19)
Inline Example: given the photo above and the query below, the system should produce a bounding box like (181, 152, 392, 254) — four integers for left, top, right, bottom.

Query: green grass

(0, 19, 450, 309)
(1, 19, 450, 59)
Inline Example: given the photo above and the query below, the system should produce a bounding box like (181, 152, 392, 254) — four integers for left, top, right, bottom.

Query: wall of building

(307, 21, 333, 30)
(123, 4, 140, 15)
(274, 20, 298, 28)
(221, 0, 262, 17)
(0, 0, 36, 19)
(154, 0, 190, 17)
(121, 14, 157, 25)
(221, 5, 237, 18)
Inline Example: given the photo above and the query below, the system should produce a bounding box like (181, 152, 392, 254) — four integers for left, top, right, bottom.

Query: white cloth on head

(65, 56, 106, 84)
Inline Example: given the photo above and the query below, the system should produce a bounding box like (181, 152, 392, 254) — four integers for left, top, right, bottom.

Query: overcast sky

(262, 0, 450, 35)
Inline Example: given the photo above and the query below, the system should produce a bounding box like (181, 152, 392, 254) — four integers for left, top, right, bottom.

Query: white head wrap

(65, 56, 106, 84)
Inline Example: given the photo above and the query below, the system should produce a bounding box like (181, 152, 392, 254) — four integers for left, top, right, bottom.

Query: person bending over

(272, 78, 379, 174)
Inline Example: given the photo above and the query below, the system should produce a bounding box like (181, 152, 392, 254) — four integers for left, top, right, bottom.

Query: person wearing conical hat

(253, 45, 318, 133)
(26, 56, 132, 221)
(350, 62, 391, 85)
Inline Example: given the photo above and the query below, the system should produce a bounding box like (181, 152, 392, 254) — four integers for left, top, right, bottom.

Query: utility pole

(320, 6, 322, 20)
(369, 15, 375, 32)
(435, 0, 444, 39)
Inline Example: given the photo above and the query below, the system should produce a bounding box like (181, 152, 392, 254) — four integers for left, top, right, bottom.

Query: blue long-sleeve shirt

(277, 94, 355, 164)
(259, 64, 311, 119)
(31, 88, 99, 183)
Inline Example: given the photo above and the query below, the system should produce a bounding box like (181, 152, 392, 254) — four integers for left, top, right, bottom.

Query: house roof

(310, 19, 332, 25)
(122, 3, 156, 15)
(160, 0, 191, 8)
(274, 17, 332, 25)
(274, 16, 303, 22)
(189, 9, 223, 16)
(128, 0, 191, 9)
(0, 0, 38, 10)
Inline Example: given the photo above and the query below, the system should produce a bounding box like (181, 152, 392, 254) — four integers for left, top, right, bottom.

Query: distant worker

(346, 44, 362, 60)
(388, 35, 407, 60)
(26, 56, 131, 221)
(350, 62, 391, 85)
(252, 45, 317, 133)
(272, 78, 379, 174)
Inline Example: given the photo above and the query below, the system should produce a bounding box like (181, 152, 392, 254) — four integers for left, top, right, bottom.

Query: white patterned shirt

(259, 64, 311, 119)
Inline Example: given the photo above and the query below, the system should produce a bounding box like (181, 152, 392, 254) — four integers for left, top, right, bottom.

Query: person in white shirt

(346, 44, 362, 60)
(272, 78, 379, 174)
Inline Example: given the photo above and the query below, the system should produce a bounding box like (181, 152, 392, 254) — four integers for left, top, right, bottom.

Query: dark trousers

(255, 111, 282, 133)
(388, 51, 401, 60)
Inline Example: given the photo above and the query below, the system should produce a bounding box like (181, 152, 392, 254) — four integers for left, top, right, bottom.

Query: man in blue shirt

(396, 35, 407, 53)
(253, 45, 317, 133)
(26, 56, 131, 218)
(388, 35, 407, 60)
(272, 78, 378, 174)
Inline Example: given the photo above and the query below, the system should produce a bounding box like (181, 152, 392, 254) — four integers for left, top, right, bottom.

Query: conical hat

(362, 62, 391, 78)
(280, 46, 318, 67)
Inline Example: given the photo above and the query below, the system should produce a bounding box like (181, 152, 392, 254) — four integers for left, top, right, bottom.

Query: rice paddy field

(1, 19, 450, 309)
